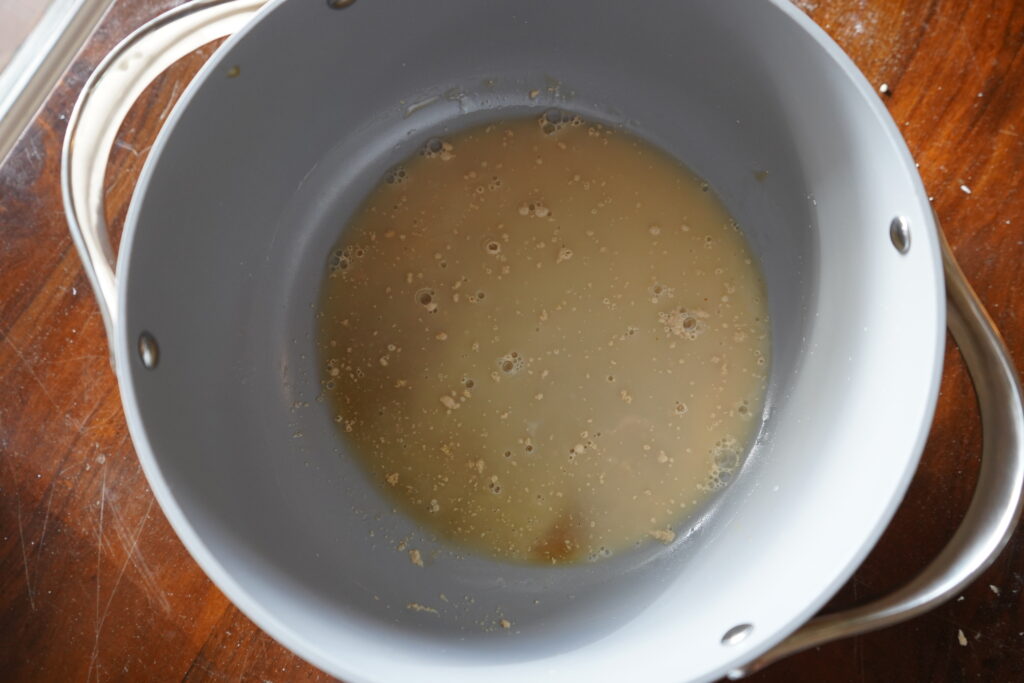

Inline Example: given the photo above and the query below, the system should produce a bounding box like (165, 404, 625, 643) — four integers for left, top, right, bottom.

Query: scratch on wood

(237, 626, 269, 676)
(2, 457, 36, 611)
(930, 13, 984, 79)
(57, 461, 83, 477)
(2, 336, 72, 425)
(113, 139, 139, 156)
(59, 353, 107, 364)
(34, 477, 58, 583)
(80, 494, 171, 681)
(108, 497, 170, 615)
(192, 660, 230, 680)
(80, 406, 122, 437)
(103, 164, 131, 195)
(15, 491, 37, 611)
(157, 80, 183, 121)
(87, 468, 107, 683)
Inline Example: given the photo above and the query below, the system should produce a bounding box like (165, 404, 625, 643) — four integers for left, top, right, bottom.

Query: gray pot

(62, 1, 1024, 681)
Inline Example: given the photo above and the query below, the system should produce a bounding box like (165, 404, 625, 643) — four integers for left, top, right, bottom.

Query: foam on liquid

(317, 113, 770, 564)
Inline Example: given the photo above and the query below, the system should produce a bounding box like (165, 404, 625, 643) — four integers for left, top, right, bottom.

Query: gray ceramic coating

(116, 1, 944, 680)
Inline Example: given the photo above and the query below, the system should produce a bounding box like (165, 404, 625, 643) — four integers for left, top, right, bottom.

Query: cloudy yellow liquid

(317, 113, 769, 564)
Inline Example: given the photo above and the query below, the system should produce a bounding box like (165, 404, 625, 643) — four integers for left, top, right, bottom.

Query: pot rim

(111, 1, 945, 681)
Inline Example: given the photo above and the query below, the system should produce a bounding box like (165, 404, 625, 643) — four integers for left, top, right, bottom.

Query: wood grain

(1, 1, 1022, 681)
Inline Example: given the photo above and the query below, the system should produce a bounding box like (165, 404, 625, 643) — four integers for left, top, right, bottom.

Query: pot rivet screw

(721, 623, 753, 646)
(138, 332, 159, 369)
(890, 215, 911, 254)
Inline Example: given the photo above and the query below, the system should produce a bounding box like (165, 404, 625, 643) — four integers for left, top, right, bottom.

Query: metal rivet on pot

(890, 215, 911, 254)
(138, 332, 159, 369)
(326, 0, 356, 8)
(721, 623, 753, 646)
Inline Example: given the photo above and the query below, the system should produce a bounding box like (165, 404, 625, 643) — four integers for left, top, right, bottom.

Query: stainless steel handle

(61, 0, 266, 346)
(733, 231, 1024, 677)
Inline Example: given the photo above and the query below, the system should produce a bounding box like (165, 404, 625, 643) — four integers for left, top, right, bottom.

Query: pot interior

(118, 0, 943, 680)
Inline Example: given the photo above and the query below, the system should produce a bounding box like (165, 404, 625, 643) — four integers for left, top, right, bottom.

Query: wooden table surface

(1, 1, 1022, 680)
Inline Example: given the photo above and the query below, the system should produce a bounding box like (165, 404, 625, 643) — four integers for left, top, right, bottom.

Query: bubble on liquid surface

(328, 248, 350, 273)
(483, 237, 502, 255)
(519, 201, 551, 218)
(385, 166, 408, 184)
(498, 352, 524, 375)
(421, 137, 455, 160)
(538, 109, 574, 136)
(701, 437, 742, 491)
(415, 288, 438, 312)
(424, 138, 443, 155)
(712, 437, 740, 470)
(649, 282, 674, 302)
(659, 307, 708, 340)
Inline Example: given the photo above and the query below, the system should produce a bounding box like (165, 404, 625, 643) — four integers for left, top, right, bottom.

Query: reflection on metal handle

(732, 231, 1024, 677)
(60, 0, 266, 346)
